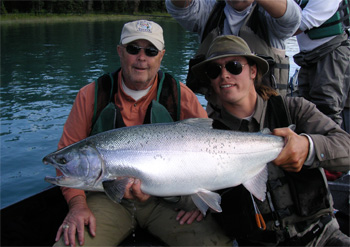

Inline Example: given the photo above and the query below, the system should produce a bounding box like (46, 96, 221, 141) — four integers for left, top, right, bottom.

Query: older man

(53, 20, 231, 247)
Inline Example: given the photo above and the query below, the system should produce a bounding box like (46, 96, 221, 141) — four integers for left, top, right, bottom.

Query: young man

(166, 0, 301, 97)
(54, 20, 231, 247)
(192, 35, 350, 246)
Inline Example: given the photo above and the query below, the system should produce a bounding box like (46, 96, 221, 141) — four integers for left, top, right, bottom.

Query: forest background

(1, 0, 169, 17)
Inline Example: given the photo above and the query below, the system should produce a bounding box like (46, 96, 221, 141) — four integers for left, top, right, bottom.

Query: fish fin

(191, 194, 209, 216)
(180, 118, 213, 129)
(191, 189, 222, 216)
(102, 178, 128, 203)
(242, 166, 268, 201)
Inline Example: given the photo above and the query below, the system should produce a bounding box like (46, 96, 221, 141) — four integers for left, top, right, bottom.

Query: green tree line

(1, 0, 167, 15)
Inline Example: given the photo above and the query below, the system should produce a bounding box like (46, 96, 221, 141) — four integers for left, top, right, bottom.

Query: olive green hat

(191, 35, 269, 83)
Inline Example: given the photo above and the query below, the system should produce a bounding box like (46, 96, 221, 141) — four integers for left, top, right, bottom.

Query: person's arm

(58, 82, 96, 202)
(256, 0, 287, 18)
(165, 0, 216, 37)
(285, 96, 350, 173)
(261, 0, 302, 42)
(169, 0, 192, 8)
(55, 82, 96, 247)
(55, 195, 96, 247)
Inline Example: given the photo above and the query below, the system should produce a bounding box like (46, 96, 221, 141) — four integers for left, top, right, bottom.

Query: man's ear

(250, 64, 257, 80)
(158, 49, 165, 62)
(117, 45, 123, 57)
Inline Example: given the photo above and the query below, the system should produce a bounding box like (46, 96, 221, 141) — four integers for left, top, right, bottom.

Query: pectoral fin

(191, 189, 222, 216)
(102, 178, 129, 203)
(242, 166, 268, 201)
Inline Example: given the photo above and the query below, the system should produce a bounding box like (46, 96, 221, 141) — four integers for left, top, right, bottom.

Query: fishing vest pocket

(90, 102, 122, 136)
(150, 100, 174, 124)
(284, 168, 330, 217)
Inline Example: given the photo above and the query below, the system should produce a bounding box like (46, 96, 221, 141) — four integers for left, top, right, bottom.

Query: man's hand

(272, 127, 309, 172)
(170, 0, 192, 8)
(176, 209, 204, 225)
(123, 178, 151, 202)
(56, 195, 96, 247)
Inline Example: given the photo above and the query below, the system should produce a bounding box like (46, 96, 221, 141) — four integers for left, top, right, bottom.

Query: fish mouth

(42, 154, 63, 168)
(44, 174, 85, 188)
(44, 174, 64, 184)
(42, 156, 52, 165)
(44, 174, 69, 186)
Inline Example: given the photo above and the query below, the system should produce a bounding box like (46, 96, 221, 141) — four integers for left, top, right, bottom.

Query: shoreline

(0, 13, 173, 25)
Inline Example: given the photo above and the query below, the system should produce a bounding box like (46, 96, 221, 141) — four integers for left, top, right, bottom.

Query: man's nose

(220, 66, 231, 78)
(137, 49, 147, 60)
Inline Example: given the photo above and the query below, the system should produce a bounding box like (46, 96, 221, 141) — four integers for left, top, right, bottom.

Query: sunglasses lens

(145, 47, 159, 57)
(125, 45, 159, 57)
(226, 61, 243, 75)
(126, 45, 140, 55)
(206, 61, 244, 79)
(206, 64, 222, 79)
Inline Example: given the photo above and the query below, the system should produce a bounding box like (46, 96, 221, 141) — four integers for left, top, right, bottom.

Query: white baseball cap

(120, 20, 165, 51)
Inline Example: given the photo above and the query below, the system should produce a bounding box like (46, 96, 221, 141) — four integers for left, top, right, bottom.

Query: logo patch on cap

(136, 20, 152, 33)
(120, 20, 164, 51)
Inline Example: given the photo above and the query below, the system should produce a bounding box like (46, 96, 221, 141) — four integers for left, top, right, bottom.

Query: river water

(0, 17, 300, 209)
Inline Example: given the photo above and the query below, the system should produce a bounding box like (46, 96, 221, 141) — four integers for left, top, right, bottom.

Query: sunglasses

(123, 44, 159, 57)
(206, 61, 247, 79)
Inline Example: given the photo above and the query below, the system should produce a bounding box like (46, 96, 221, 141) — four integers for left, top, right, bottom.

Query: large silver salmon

(43, 118, 284, 215)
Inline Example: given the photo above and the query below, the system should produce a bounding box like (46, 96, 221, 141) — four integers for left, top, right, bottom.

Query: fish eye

(59, 158, 67, 164)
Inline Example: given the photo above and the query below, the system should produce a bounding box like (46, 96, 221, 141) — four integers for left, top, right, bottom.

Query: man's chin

(129, 78, 153, 90)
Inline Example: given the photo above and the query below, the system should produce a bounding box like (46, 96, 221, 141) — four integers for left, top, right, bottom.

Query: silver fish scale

(88, 120, 284, 196)
(90, 121, 282, 155)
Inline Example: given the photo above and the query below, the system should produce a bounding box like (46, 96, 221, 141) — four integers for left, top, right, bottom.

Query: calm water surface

(0, 18, 299, 208)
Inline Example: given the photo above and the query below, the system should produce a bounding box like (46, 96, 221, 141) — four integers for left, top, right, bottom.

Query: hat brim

(191, 53, 269, 85)
(122, 36, 164, 51)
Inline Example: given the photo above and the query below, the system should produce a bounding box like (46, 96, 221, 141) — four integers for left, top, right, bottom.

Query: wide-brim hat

(120, 20, 164, 51)
(192, 35, 269, 84)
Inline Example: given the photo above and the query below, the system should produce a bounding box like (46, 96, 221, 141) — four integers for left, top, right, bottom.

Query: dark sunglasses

(123, 44, 159, 57)
(206, 61, 247, 79)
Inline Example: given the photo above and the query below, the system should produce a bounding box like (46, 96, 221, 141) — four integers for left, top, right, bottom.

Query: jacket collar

(212, 94, 267, 131)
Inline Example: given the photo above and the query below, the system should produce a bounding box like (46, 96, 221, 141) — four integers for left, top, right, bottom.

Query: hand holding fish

(272, 127, 309, 172)
(56, 195, 96, 247)
(125, 178, 204, 225)
(124, 178, 151, 202)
